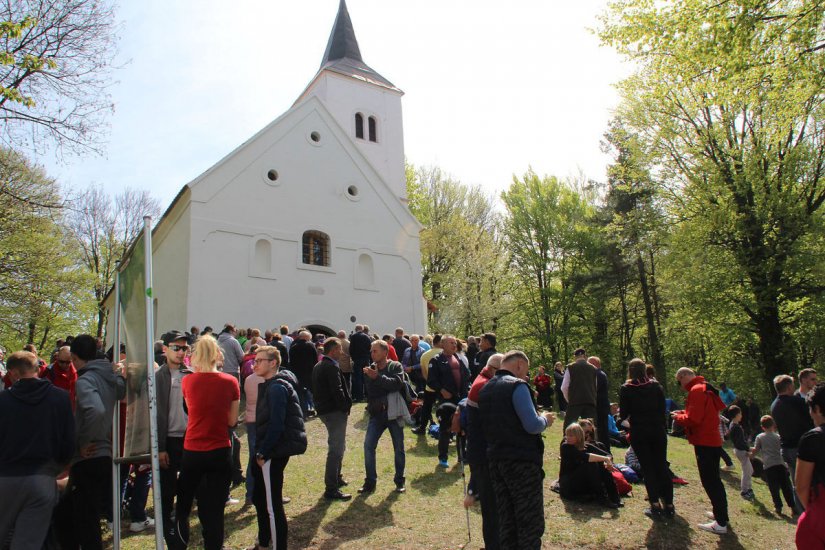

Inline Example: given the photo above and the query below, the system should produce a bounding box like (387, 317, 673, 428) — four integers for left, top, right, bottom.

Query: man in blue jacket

(0, 350, 75, 549)
(426, 335, 471, 468)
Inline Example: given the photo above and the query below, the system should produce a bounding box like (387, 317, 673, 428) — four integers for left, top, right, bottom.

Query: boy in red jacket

(672, 367, 729, 535)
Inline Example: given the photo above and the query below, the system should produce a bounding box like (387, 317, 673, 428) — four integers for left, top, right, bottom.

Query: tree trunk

(637, 252, 667, 395)
(754, 300, 795, 394)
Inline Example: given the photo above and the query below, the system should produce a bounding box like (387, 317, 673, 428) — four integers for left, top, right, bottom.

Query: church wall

(151, 197, 191, 337)
(305, 73, 406, 201)
(184, 101, 425, 335)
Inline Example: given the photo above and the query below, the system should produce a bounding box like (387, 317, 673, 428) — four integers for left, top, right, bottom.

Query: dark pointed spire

(321, 0, 363, 67)
(315, 0, 399, 92)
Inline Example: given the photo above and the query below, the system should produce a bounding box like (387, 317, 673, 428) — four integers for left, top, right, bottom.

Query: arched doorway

(305, 324, 335, 338)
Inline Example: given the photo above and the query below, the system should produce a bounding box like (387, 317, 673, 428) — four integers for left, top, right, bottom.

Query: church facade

(113, 1, 427, 338)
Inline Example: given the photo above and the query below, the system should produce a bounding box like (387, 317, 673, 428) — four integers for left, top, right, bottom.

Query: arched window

(254, 239, 271, 273)
(368, 116, 377, 142)
(355, 113, 364, 140)
(302, 230, 330, 267)
(356, 253, 375, 288)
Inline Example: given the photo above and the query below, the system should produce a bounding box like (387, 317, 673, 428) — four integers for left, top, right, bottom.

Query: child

(718, 413, 735, 470)
(751, 415, 799, 515)
(727, 405, 754, 500)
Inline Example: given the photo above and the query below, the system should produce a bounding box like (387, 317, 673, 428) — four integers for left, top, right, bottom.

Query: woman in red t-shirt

(172, 335, 240, 550)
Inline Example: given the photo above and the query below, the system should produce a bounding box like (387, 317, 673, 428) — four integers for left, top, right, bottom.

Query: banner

(118, 231, 151, 458)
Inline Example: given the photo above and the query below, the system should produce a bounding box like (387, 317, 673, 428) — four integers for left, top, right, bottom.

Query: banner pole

(142, 216, 164, 550)
(112, 263, 122, 550)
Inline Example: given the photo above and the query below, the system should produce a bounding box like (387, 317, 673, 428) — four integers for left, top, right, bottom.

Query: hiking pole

(458, 434, 471, 544)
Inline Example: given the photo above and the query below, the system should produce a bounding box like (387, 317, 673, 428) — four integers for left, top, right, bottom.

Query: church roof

(317, 0, 399, 92)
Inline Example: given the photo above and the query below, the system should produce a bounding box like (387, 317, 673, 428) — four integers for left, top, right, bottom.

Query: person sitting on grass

(726, 405, 754, 501)
(559, 422, 622, 508)
(579, 418, 611, 457)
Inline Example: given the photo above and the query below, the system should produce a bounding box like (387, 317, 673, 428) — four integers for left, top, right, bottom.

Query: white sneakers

(129, 517, 155, 533)
(698, 520, 728, 535)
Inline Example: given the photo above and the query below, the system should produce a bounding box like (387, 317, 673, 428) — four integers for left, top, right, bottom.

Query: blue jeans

(245, 422, 257, 501)
(364, 414, 405, 486)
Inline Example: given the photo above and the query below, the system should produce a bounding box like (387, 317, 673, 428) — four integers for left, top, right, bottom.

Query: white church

(113, 0, 427, 338)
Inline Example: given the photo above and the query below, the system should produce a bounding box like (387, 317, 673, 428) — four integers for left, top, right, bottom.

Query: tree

(0, 0, 118, 155)
(67, 184, 161, 338)
(0, 147, 93, 349)
(600, 118, 671, 392)
(600, 0, 825, 385)
(501, 170, 596, 362)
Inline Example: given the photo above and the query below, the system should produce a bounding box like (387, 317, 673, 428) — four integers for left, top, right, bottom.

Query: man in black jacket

(771, 373, 813, 509)
(289, 330, 319, 418)
(391, 327, 410, 363)
(0, 351, 75, 550)
(156, 330, 192, 544)
(427, 335, 471, 467)
(349, 325, 372, 402)
(312, 338, 352, 500)
(473, 333, 497, 380)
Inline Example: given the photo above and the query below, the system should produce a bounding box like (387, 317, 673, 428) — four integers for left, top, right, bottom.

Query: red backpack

(611, 470, 633, 496)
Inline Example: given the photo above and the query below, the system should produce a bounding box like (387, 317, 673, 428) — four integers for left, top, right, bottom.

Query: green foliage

(501, 170, 598, 363)
(599, 0, 825, 385)
(0, 147, 95, 351)
(405, 163, 511, 335)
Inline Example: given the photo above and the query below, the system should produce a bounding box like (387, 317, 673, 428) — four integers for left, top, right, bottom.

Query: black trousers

(160, 436, 184, 544)
(231, 428, 244, 484)
(489, 459, 545, 550)
(173, 447, 231, 550)
(61, 456, 112, 550)
(417, 390, 437, 427)
(559, 461, 619, 503)
(633, 434, 673, 506)
(764, 464, 795, 511)
(695, 445, 729, 526)
(470, 462, 500, 550)
(436, 402, 457, 461)
(252, 457, 289, 549)
(720, 446, 734, 467)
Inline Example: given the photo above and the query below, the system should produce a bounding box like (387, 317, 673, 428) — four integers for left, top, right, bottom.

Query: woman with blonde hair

(171, 335, 240, 550)
(558, 422, 621, 508)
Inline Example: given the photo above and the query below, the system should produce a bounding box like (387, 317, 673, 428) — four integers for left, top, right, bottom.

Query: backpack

(612, 470, 633, 496)
(616, 463, 639, 484)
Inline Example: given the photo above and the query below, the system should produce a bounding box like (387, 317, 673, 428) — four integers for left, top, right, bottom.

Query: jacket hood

(79, 359, 118, 380)
(276, 368, 300, 387)
(687, 375, 726, 412)
(8, 377, 53, 405)
(78, 359, 126, 398)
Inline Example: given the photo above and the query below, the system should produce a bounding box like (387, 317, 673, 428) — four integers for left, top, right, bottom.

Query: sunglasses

(170, 345, 189, 352)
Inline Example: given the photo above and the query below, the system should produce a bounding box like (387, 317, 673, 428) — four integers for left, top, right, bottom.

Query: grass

(116, 403, 796, 549)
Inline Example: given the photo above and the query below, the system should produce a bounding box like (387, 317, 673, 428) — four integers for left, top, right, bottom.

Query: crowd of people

(0, 326, 823, 549)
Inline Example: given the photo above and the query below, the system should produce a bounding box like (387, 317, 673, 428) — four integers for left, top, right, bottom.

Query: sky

(45, 0, 632, 209)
